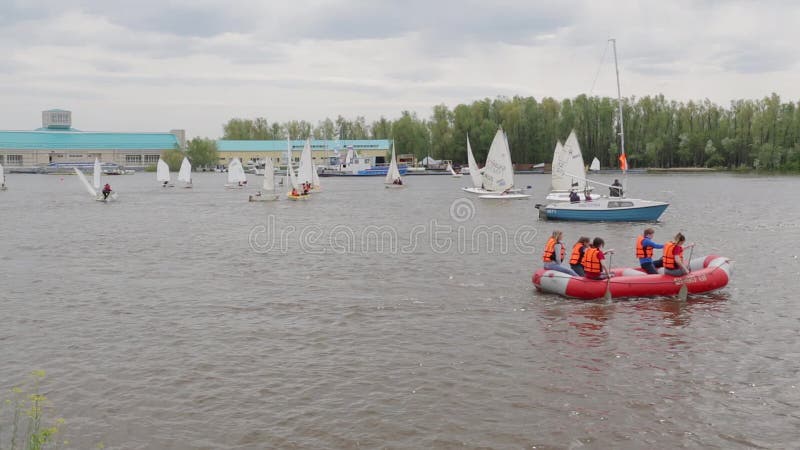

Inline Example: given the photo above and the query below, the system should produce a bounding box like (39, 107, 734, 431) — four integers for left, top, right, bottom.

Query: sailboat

(286, 138, 310, 200)
(447, 162, 462, 178)
(462, 131, 524, 195)
(384, 144, 405, 189)
(75, 158, 117, 201)
(589, 157, 601, 172)
(249, 156, 280, 201)
(157, 158, 174, 187)
(177, 157, 192, 188)
(225, 158, 248, 189)
(465, 135, 482, 189)
(0, 163, 6, 191)
(297, 138, 321, 191)
(545, 131, 592, 202)
(536, 39, 668, 221)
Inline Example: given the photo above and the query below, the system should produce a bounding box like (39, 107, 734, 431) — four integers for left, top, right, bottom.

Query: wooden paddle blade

(604, 280, 612, 303)
(677, 283, 688, 301)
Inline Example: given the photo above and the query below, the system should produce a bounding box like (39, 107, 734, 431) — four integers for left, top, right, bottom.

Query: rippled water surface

(1, 172, 799, 449)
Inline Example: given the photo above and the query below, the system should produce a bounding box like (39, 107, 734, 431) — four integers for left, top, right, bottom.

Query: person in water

(663, 232, 694, 276)
(610, 179, 623, 197)
(542, 230, 579, 276)
(569, 236, 591, 277)
(636, 228, 665, 274)
(582, 237, 615, 280)
(569, 190, 580, 203)
(102, 183, 112, 199)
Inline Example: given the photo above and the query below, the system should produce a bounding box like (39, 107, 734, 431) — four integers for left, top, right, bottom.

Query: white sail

(262, 157, 275, 192)
(286, 139, 300, 190)
(178, 157, 192, 183)
(481, 129, 514, 192)
(446, 162, 457, 176)
(466, 135, 482, 188)
(297, 138, 314, 185)
(74, 167, 97, 196)
(589, 157, 600, 172)
(311, 160, 320, 188)
(157, 158, 171, 183)
(227, 158, 247, 184)
(384, 145, 402, 184)
(93, 158, 102, 190)
(551, 131, 586, 191)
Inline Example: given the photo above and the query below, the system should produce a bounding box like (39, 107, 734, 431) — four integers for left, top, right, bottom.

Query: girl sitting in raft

(582, 237, 614, 280)
(662, 232, 695, 276)
(542, 231, 578, 276)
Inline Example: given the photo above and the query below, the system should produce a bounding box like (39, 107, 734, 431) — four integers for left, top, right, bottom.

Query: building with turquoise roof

(217, 138, 392, 166)
(0, 110, 184, 169)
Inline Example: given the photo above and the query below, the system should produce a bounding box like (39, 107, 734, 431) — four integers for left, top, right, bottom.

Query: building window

(6, 155, 22, 166)
(69, 154, 83, 158)
(144, 155, 160, 163)
(126, 155, 142, 163)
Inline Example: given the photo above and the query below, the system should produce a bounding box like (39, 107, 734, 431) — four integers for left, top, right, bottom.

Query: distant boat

(536, 39, 668, 221)
(177, 157, 192, 188)
(462, 131, 525, 196)
(286, 138, 310, 200)
(75, 158, 117, 201)
(545, 132, 592, 202)
(384, 144, 406, 189)
(297, 138, 321, 191)
(250, 156, 279, 202)
(0, 163, 6, 191)
(447, 162, 462, 178)
(589, 157, 600, 172)
(157, 158, 174, 187)
(225, 158, 248, 189)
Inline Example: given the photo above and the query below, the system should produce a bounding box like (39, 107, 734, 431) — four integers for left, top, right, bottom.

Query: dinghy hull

(532, 255, 732, 300)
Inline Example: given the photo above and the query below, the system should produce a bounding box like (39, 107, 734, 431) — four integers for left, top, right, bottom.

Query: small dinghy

(532, 255, 732, 300)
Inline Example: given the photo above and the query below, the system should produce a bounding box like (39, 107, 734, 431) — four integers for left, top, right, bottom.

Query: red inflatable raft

(532, 255, 732, 300)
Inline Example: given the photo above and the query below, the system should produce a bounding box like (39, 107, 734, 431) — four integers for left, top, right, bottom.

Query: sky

(2, 0, 799, 138)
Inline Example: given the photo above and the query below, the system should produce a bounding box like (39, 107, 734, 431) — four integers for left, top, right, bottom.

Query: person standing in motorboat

(583, 237, 615, 280)
(637, 228, 665, 274)
(102, 183, 112, 200)
(663, 232, 694, 276)
(542, 230, 578, 276)
(610, 179, 623, 197)
(569, 236, 591, 276)
(569, 190, 580, 203)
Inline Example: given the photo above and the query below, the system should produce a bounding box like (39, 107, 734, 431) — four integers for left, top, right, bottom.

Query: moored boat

(532, 255, 732, 300)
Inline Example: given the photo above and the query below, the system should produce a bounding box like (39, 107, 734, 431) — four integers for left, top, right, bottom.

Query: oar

(677, 244, 694, 301)
(604, 252, 613, 303)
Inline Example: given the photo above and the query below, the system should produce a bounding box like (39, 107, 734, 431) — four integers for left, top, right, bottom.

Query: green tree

(162, 148, 184, 171)
(186, 137, 219, 169)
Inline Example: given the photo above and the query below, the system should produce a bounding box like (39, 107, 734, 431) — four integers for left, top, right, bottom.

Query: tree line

(220, 92, 800, 171)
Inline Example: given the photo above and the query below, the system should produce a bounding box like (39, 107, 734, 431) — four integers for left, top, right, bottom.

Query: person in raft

(662, 232, 695, 276)
(582, 237, 615, 280)
(637, 228, 665, 274)
(542, 230, 578, 276)
(568, 236, 591, 277)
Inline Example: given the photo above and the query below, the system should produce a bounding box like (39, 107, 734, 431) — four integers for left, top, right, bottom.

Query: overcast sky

(2, 0, 798, 138)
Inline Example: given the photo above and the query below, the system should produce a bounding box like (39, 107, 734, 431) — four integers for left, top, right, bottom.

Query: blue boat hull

(542, 203, 669, 221)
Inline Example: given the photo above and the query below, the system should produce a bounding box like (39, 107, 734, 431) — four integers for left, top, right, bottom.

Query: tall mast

(610, 38, 627, 193)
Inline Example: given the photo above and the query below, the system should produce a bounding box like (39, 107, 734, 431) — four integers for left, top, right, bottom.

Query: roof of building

(0, 130, 179, 150)
(217, 139, 392, 152)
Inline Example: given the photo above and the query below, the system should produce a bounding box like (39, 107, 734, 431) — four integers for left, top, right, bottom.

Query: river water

(1, 172, 798, 449)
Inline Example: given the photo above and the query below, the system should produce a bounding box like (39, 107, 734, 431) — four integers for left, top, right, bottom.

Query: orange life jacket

(569, 242, 586, 265)
(636, 235, 653, 259)
(542, 237, 565, 262)
(583, 248, 602, 273)
(663, 242, 678, 269)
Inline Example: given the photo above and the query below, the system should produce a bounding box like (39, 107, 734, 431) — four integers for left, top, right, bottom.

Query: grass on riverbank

(0, 370, 66, 450)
